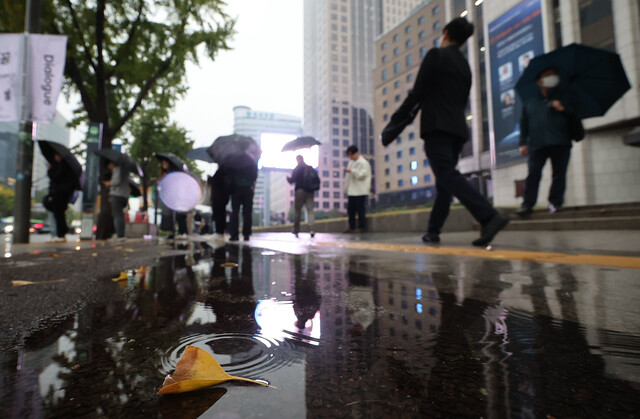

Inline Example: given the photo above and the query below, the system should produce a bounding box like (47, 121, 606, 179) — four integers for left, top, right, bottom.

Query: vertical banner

(27, 34, 67, 123)
(0, 34, 23, 122)
(80, 123, 102, 239)
(488, 0, 544, 167)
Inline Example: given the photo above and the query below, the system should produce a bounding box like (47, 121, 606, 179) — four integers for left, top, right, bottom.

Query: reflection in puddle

(1, 246, 640, 418)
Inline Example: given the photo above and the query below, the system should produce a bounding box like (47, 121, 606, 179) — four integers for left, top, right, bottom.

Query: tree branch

(108, 0, 144, 78)
(64, 55, 97, 121)
(64, 0, 97, 74)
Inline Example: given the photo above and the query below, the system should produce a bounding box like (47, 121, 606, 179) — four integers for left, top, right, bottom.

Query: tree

(0, 185, 15, 217)
(128, 109, 199, 211)
(0, 0, 234, 238)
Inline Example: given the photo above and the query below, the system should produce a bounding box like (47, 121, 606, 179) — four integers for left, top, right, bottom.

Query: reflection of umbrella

(155, 152, 187, 171)
(129, 179, 141, 197)
(281, 136, 321, 152)
(515, 43, 631, 118)
(37, 140, 83, 190)
(158, 171, 202, 212)
(207, 134, 261, 168)
(186, 147, 215, 163)
(94, 149, 144, 177)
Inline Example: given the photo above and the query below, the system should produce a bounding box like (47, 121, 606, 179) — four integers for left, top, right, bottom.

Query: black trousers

(51, 194, 70, 238)
(229, 187, 253, 238)
(347, 195, 367, 230)
(523, 145, 571, 208)
(424, 133, 497, 234)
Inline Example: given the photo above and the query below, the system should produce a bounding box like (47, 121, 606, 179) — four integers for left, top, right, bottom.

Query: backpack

(302, 166, 321, 192)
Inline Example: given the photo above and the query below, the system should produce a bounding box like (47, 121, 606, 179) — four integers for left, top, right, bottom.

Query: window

(397, 165, 403, 173)
(411, 176, 418, 185)
(433, 5, 440, 15)
(385, 182, 390, 189)
(382, 55, 387, 63)
(395, 94, 401, 102)
(407, 73, 413, 82)
(418, 16, 425, 24)
(410, 161, 418, 171)
(332, 150, 340, 157)
(433, 21, 440, 30)
(406, 39, 412, 48)
(332, 117, 339, 124)
(385, 168, 390, 175)
(383, 114, 389, 121)
(393, 62, 400, 73)
(343, 140, 349, 146)
(334, 202, 340, 209)
(333, 171, 340, 178)
(333, 192, 340, 198)
(323, 181, 329, 188)
(579, 0, 616, 52)
(420, 46, 427, 58)
(342, 108, 349, 115)
(406, 54, 413, 66)
(383, 100, 388, 108)
(398, 179, 404, 187)
(382, 87, 387, 94)
(397, 151, 402, 158)
(424, 174, 431, 182)
(332, 138, 339, 146)
(397, 136, 402, 144)
(322, 170, 329, 177)
(323, 202, 330, 209)
(342, 118, 349, 125)
(423, 159, 429, 167)
(409, 147, 415, 155)
(393, 47, 400, 56)
(381, 42, 386, 50)
(323, 191, 330, 198)
(405, 25, 412, 33)
(382, 69, 387, 80)
(332, 106, 339, 114)
(385, 155, 390, 162)
(434, 38, 441, 47)
(393, 34, 399, 42)
(332, 128, 339, 135)
(394, 81, 400, 88)
(342, 129, 349, 136)
(419, 31, 425, 39)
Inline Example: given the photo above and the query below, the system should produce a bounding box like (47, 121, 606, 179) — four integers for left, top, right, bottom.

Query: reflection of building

(373, 0, 493, 209)
(232, 106, 302, 226)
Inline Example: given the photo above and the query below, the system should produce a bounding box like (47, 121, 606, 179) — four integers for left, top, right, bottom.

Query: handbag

(381, 102, 420, 146)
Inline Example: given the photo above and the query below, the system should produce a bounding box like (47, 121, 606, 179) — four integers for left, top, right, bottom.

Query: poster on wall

(489, 0, 544, 167)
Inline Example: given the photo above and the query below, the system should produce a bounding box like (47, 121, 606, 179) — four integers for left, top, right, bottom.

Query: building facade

(232, 106, 303, 226)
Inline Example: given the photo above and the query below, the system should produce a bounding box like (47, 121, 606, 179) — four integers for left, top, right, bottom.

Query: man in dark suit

(385, 17, 509, 247)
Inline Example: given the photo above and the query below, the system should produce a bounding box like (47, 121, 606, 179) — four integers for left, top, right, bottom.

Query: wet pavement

(1, 231, 640, 418)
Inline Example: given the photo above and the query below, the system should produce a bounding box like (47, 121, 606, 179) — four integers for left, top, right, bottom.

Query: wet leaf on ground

(157, 345, 270, 395)
(12, 279, 67, 287)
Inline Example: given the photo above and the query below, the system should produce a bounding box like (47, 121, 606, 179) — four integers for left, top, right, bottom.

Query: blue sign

(489, 0, 544, 167)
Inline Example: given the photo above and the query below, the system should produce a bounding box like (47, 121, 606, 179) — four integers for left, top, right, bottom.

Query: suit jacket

(390, 45, 471, 142)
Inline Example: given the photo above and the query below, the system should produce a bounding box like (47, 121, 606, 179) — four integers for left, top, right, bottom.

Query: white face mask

(540, 74, 560, 88)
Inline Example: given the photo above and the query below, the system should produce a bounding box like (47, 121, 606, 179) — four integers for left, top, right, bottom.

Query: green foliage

(1, 0, 235, 145)
(0, 185, 15, 217)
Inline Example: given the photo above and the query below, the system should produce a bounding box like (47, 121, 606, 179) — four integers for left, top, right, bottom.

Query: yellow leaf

(112, 272, 128, 282)
(48, 253, 59, 258)
(12, 279, 66, 287)
(157, 346, 269, 395)
(221, 262, 238, 268)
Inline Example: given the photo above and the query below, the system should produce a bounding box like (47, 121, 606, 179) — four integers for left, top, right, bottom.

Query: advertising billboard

(489, 0, 544, 167)
(259, 133, 319, 170)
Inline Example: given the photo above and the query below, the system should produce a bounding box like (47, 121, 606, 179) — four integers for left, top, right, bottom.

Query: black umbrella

(207, 134, 261, 168)
(37, 140, 83, 190)
(155, 152, 187, 172)
(94, 149, 144, 177)
(186, 147, 215, 163)
(515, 43, 631, 118)
(281, 136, 321, 152)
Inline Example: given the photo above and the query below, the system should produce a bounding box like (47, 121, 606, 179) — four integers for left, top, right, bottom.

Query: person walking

(344, 145, 372, 233)
(287, 155, 317, 237)
(103, 160, 130, 240)
(384, 17, 509, 247)
(44, 153, 76, 243)
(209, 166, 233, 238)
(228, 163, 258, 241)
(516, 68, 581, 215)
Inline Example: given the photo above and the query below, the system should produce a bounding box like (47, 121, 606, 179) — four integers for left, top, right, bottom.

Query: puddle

(1, 247, 640, 417)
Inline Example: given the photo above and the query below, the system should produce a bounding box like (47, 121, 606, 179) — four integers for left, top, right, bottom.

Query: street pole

(12, 0, 42, 244)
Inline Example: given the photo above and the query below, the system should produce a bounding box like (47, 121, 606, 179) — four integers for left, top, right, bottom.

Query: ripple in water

(159, 333, 299, 381)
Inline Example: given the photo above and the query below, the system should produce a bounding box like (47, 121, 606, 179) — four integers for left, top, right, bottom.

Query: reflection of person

(45, 154, 76, 243)
(102, 160, 129, 239)
(517, 68, 581, 215)
(292, 255, 321, 330)
(158, 158, 188, 239)
(287, 155, 316, 238)
(344, 145, 372, 233)
(388, 17, 509, 246)
(228, 163, 258, 241)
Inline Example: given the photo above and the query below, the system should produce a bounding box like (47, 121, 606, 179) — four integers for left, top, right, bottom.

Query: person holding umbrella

(43, 153, 77, 242)
(287, 155, 317, 238)
(102, 159, 130, 240)
(516, 68, 583, 215)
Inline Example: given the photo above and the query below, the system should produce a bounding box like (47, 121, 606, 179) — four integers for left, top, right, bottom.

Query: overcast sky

(61, 0, 304, 149)
(172, 0, 304, 148)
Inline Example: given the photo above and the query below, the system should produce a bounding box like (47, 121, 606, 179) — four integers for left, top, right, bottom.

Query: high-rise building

(232, 106, 303, 226)
(380, 0, 428, 33)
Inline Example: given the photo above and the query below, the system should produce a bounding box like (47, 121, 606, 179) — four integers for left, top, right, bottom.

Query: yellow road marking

(317, 241, 640, 270)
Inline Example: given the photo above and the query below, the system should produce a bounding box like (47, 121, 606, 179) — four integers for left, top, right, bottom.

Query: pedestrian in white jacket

(344, 146, 372, 232)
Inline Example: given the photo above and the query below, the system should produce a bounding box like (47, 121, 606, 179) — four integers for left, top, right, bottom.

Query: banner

(0, 34, 23, 122)
(27, 34, 67, 123)
(488, 0, 544, 167)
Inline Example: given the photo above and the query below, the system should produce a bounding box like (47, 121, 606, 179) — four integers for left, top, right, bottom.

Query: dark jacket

(287, 162, 310, 191)
(519, 93, 577, 150)
(391, 45, 471, 142)
(48, 162, 76, 198)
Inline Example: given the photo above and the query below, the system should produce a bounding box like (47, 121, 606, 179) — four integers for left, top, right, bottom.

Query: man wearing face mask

(516, 68, 579, 215)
